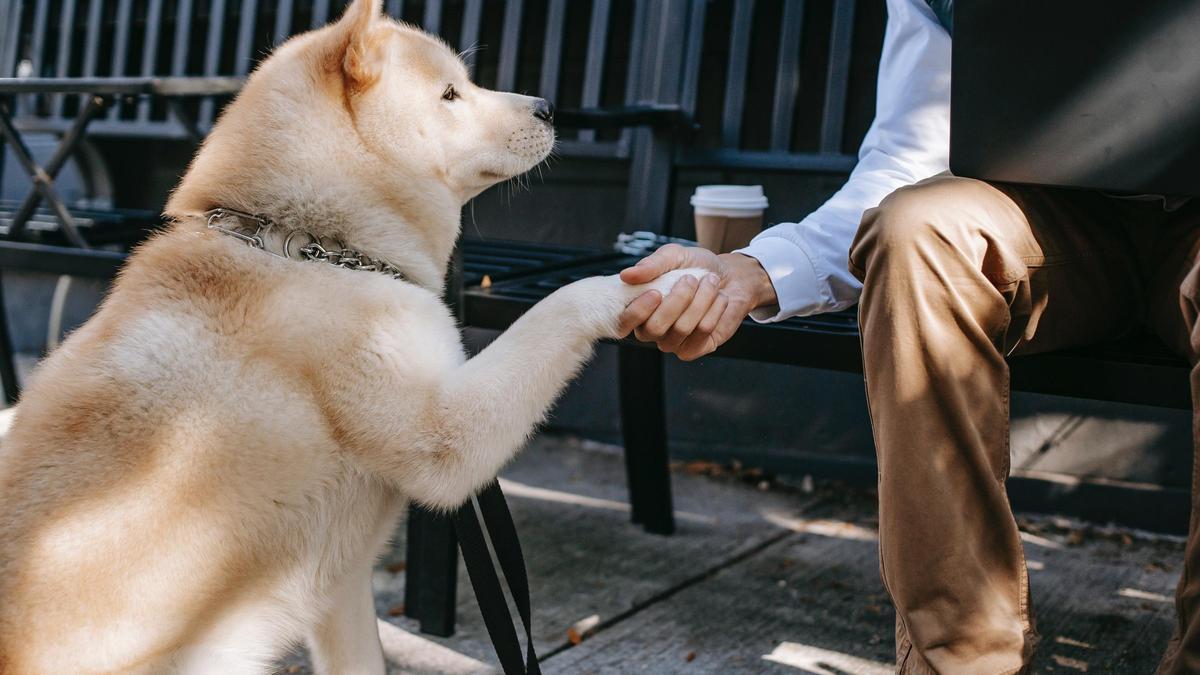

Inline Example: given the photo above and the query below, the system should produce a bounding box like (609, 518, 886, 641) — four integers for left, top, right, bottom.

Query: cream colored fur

(0, 2, 698, 672)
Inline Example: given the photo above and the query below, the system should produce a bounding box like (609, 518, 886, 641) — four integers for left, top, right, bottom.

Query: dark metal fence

(0, 0, 882, 168)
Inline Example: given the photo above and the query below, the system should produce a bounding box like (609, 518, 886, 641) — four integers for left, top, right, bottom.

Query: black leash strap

(452, 480, 541, 675)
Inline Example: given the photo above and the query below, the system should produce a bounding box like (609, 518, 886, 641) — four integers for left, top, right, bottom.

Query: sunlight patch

(762, 641, 892, 674)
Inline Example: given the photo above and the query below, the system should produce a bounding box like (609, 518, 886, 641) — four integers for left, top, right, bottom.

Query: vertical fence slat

(770, 0, 804, 151)
(274, 0, 295, 44)
(52, 0, 77, 115)
(617, 0, 650, 152)
(459, 0, 483, 74)
(721, 0, 755, 148)
(0, 0, 23, 77)
(537, 0, 566, 100)
(106, 0, 134, 118)
(311, 0, 331, 28)
(819, 0, 855, 153)
(110, 0, 134, 75)
(171, 0, 195, 75)
(622, 0, 647, 104)
(422, 0, 442, 35)
(81, 0, 104, 76)
(678, 0, 707, 115)
(385, 0, 403, 19)
(28, 0, 49, 75)
(136, 0, 165, 122)
(198, 0, 228, 128)
(577, 0, 610, 142)
(234, 0, 259, 74)
(495, 0, 524, 92)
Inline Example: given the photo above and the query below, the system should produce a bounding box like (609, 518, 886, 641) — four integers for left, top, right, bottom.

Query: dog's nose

(532, 99, 554, 125)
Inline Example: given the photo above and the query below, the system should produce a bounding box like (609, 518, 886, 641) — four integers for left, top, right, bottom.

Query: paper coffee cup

(690, 185, 768, 253)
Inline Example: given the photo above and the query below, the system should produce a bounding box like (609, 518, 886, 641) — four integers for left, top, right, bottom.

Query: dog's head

(169, 0, 554, 224)
(327, 0, 556, 199)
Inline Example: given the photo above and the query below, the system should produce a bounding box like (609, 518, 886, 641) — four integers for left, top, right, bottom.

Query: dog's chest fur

(0, 229, 464, 671)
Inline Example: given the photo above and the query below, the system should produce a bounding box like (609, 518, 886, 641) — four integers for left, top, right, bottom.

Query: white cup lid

(690, 185, 769, 211)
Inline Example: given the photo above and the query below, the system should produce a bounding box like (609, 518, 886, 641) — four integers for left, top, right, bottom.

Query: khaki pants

(847, 174, 1200, 674)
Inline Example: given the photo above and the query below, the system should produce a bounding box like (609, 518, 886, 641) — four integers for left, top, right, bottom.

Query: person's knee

(849, 176, 983, 282)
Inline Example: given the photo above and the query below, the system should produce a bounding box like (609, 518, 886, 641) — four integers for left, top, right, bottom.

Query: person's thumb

(619, 244, 687, 284)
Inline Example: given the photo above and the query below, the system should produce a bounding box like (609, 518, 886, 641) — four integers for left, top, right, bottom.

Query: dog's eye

(442, 85, 459, 102)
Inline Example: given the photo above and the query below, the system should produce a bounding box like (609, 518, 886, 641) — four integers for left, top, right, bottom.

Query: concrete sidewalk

(277, 434, 1184, 674)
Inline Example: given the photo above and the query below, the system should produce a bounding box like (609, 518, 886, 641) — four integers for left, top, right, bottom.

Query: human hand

(616, 244, 777, 360)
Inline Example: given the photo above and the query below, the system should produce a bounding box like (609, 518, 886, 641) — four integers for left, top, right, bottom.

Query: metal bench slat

(172, 0, 195, 75)
(198, 0, 229, 129)
(538, 0, 568, 101)
(577, 0, 612, 143)
(496, 0, 525, 94)
(386, 0, 403, 20)
(137, 0, 167, 122)
(770, 0, 806, 152)
(1, 0, 22, 77)
(274, 0, 295, 45)
(28, 0, 49, 77)
(820, 0, 856, 153)
(312, 0, 333, 29)
(460, 0, 484, 76)
(422, 0, 442, 36)
(110, 0, 135, 122)
(52, 0, 77, 115)
(233, 0, 259, 76)
(677, 0, 707, 116)
(722, 0, 756, 148)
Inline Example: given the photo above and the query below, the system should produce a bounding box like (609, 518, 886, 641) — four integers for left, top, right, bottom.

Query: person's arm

(619, 0, 951, 358)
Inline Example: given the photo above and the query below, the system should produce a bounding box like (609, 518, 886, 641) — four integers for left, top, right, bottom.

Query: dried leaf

(685, 651, 696, 662)
(1051, 654, 1089, 671)
(567, 614, 601, 645)
(386, 561, 407, 574)
(387, 604, 405, 617)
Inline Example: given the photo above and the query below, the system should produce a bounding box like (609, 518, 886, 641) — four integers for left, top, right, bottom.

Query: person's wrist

(724, 252, 778, 309)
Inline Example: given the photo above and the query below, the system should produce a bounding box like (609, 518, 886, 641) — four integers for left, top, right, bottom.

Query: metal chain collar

(203, 207, 407, 281)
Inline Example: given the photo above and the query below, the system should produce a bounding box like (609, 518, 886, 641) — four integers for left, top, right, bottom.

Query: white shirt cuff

(735, 237, 823, 323)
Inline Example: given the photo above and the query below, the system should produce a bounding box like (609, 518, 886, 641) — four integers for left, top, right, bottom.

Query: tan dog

(0, 2, 697, 672)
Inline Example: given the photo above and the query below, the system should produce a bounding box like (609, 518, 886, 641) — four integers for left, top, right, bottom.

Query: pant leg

(848, 175, 1143, 674)
(1145, 201, 1200, 675)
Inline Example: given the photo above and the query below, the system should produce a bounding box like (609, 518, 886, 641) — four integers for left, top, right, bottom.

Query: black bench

(409, 0, 1193, 636)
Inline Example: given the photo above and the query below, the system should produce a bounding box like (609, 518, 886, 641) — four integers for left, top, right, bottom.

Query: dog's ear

(336, 0, 385, 92)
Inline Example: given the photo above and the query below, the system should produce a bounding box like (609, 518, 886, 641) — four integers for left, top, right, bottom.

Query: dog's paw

(555, 268, 709, 340)
(623, 267, 709, 303)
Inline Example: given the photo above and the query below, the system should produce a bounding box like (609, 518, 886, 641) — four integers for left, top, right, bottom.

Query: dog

(0, 2, 697, 672)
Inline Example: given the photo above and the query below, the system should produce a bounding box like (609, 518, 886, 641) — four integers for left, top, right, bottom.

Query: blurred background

(1, 0, 1188, 528)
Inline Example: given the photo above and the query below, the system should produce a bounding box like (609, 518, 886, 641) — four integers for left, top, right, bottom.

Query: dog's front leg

(308, 566, 385, 675)
(395, 269, 704, 509)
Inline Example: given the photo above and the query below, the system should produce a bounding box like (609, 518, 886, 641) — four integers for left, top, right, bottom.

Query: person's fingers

(675, 294, 730, 361)
(675, 331, 718, 362)
(634, 274, 699, 342)
(658, 274, 720, 352)
(696, 293, 729, 336)
(619, 243, 688, 284)
(709, 302, 748, 347)
(616, 290, 662, 337)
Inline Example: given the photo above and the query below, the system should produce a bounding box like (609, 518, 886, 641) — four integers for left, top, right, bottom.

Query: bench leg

(403, 505, 458, 636)
(618, 345, 675, 535)
(0, 277, 20, 405)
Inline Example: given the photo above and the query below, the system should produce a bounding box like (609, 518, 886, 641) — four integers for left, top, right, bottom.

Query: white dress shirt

(738, 0, 952, 321)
